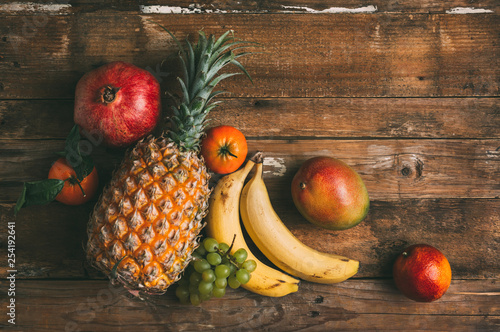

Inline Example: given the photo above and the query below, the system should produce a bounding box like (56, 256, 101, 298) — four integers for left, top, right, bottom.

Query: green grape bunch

(175, 237, 257, 305)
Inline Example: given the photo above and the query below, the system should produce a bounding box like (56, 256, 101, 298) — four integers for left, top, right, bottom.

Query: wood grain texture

(0, 13, 498, 99)
(0, 279, 498, 331)
(0, 4, 498, 330)
(1, 198, 498, 280)
(1, 139, 498, 202)
(1, 98, 499, 139)
(0, 0, 498, 13)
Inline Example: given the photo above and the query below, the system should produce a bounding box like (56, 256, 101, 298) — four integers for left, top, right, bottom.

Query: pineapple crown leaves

(156, 24, 258, 151)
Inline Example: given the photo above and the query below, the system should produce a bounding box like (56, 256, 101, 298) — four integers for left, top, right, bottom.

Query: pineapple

(86, 29, 253, 295)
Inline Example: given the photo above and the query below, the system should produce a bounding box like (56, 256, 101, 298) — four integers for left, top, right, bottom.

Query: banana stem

(250, 151, 263, 164)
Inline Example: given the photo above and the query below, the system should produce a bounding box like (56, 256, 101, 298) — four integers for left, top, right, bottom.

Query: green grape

(178, 238, 261, 304)
(177, 276, 189, 286)
(194, 259, 211, 273)
(219, 242, 230, 254)
(214, 277, 227, 289)
(200, 291, 212, 301)
(189, 271, 202, 285)
(207, 252, 222, 266)
(203, 238, 219, 253)
(195, 244, 207, 256)
(190, 293, 201, 306)
(242, 259, 257, 273)
(215, 264, 231, 279)
(212, 286, 226, 298)
(228, 275, 241, 289)
(191, 252, 203, 261)
(188, 283, 199, 295)
(198, 281, 214, 295)
(232, 248, 248, 263)
(176, 285, 190, 299)
(236, 269, 251, 284)
(202, 269, 216, 283)
(228, 262, 237, 275)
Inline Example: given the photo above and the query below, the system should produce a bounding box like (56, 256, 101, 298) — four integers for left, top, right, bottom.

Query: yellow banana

(240, 161, 359, 284)
(205, 154, 300, 297)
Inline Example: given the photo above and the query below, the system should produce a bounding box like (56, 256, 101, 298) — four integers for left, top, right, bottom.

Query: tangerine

(201, 125, 248, 174)
(48, 157, 99, 205)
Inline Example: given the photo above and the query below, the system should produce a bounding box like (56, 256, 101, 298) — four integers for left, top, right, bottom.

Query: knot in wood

(401, 166, 412, 177)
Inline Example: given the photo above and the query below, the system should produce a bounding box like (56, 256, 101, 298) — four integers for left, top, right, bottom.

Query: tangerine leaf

(14, 179, 65, 216)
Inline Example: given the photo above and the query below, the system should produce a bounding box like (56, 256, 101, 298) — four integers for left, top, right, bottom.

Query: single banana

(240, 160, 359, 284)
(205, 154, 300, 297)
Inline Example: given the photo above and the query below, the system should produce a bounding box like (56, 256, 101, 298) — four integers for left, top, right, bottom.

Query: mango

(291, 156, 369, 230)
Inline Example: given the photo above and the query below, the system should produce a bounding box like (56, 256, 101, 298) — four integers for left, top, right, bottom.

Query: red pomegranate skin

(74, 61, 161, 147)
(291, 156, 369, 230)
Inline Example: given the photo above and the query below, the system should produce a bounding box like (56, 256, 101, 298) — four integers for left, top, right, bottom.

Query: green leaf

(178, 54, 190, 89)
(61, 125, 94, 181)
(14, 179, 65, 216)
(110, 255, 128, 280)
(177, 77, 190, 104)
(209, 72, 241, 89)
(212, 30, 233, 50)
(230, 58, 253, 83)
(208, 42, 248, 67)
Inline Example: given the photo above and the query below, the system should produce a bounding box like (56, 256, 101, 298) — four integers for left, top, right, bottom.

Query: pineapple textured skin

(86, 28, 254, 295)
(86, 136, 210, 294)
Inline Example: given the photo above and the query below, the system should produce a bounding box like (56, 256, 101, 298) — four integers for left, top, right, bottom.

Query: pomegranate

(74, 61, 161, 147)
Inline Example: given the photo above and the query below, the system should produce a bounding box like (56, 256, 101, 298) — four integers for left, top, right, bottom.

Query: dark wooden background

(0, 1, 499, 331)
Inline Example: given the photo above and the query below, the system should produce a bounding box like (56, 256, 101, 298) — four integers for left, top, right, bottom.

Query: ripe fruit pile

(16, 24, 454, 306)
(85, 29, 255, 295)
(175, 237, 256, 305)
(205, 154, 358, 299)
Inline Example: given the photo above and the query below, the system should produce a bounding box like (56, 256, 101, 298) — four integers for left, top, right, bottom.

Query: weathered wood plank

(251, 139, 500, 200)
(1, 98, 498, 139)
(0, 13, 498, 99)
(1, 198, 498, 279)
(0, 139, 498, 202)
(0, 279, 498, 331)
(0, 0, 498, 14)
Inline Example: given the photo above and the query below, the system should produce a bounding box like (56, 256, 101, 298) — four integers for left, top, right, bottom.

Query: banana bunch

(240, 161, 359, 284)
(205, 153, 359, 297)
(205, 153, 300, 297)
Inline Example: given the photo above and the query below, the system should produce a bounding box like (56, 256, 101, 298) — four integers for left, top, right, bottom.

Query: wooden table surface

(1, 1, 499, 331)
